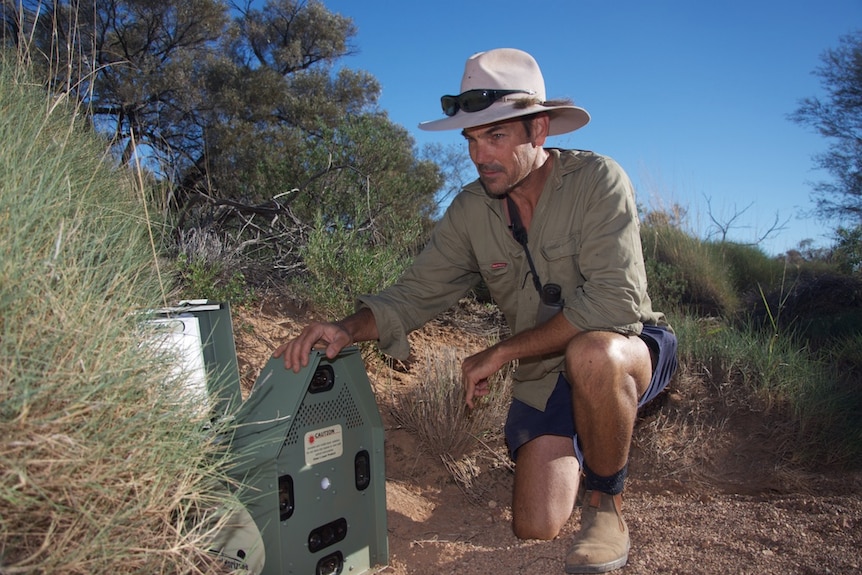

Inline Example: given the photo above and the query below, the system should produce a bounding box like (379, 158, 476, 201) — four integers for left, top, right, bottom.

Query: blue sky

(321, 0, 861, 255)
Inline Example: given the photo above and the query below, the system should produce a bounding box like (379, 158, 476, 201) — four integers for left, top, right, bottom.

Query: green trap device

(149, 301, 389, 575)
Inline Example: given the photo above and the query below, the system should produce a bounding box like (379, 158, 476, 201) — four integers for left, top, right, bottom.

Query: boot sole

(564, 553, 629, 574)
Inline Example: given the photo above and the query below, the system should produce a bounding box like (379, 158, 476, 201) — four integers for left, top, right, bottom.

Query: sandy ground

(230, 296, 862, 575)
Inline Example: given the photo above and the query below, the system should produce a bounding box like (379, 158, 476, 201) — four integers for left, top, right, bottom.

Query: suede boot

(564, 490, 630, 573)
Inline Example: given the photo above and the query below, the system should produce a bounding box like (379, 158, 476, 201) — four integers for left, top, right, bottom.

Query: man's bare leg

(564, 331, 652, 573)
(568, 331, 651, 475)
(511, 434, 580, 540)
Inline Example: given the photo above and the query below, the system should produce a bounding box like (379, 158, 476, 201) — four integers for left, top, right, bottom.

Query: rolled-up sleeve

(561, 156, 647, 335)
(356, 198, 482, 359)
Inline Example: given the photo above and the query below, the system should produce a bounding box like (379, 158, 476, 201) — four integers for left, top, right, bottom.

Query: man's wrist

(335, 307, 377, 344)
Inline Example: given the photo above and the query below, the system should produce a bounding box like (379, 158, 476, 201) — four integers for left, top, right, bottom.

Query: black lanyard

(506, 195, 543, 295)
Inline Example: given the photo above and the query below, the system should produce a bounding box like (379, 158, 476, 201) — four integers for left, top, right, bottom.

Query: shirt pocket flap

(540, 236, 579, 262)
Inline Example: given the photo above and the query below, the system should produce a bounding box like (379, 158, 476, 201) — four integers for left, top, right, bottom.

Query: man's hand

(272, 321, 353, 373)
(461, 314, 577, 408)
(461, 346, 506, 409)
(272, 308, 378, 373)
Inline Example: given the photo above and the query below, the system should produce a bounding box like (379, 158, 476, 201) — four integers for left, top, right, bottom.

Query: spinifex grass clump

(0, 65, 235, 573)
(640, 224, 740, 315)
(391, 347, 513, 491)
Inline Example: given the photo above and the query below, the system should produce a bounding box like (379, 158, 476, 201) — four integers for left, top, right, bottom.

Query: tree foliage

(832, 224, 862, 274)
(5, 0, 444, 281)
(790, 31, 862, 223)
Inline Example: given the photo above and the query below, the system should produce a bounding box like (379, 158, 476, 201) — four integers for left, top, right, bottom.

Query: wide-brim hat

(418, 48, 590, 136)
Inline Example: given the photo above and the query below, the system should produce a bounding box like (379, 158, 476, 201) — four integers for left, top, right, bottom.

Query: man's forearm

(335, 307, 379, 344)
(495, 311, 581, 364)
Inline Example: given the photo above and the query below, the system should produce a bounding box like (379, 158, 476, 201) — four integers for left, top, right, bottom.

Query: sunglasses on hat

(440, 89, 536, 117)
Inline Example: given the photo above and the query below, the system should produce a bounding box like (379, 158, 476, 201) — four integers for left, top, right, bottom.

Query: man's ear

(532, 113, 551, 146)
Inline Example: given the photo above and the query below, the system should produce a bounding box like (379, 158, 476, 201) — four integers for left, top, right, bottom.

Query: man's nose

(471, 141, 492, 165)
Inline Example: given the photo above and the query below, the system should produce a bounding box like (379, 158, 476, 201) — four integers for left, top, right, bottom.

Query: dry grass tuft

(390, 347, 513, 495)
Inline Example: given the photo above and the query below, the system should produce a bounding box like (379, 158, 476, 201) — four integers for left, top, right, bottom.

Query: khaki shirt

(358, 148, 667, 411)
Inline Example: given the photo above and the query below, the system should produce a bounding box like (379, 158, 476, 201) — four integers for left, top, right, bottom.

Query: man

(275, 48, 678, 574)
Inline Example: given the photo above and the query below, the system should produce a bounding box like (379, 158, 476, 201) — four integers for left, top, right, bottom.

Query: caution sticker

(304, 424, 344, 466)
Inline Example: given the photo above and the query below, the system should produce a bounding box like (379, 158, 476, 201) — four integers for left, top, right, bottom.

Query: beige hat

(418, 48, 590, 136)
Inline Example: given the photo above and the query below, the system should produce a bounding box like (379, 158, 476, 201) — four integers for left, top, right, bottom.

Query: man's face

(462, 117, 541, 197)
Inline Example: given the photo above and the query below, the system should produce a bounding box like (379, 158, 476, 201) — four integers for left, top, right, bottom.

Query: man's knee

(511, 485, 574, 540)
(564, 331, 650, 397)
(565, 332, 624, 380)
(565, 330, 620, 362)
(512, 515, 563, 540)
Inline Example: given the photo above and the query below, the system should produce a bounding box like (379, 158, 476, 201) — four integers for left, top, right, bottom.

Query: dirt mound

(231, 295, 862, 575)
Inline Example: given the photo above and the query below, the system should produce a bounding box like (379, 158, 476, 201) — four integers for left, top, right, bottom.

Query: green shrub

(295, 214, 415, 318)
(644, 257, 688, 312)
(176, 252, 253, 307)
(832, 224, 862, 274)
(0, 62, 234, 574)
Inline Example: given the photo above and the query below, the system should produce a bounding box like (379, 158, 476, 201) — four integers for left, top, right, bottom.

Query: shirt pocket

(537, 235, 584, 301)
(540, 235, 579, 270)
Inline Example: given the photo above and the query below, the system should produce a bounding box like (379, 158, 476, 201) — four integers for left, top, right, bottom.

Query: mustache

(476, 163, 504, 173)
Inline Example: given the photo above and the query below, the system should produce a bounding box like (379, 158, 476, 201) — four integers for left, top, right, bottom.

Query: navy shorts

(504, 324, 678, 463)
